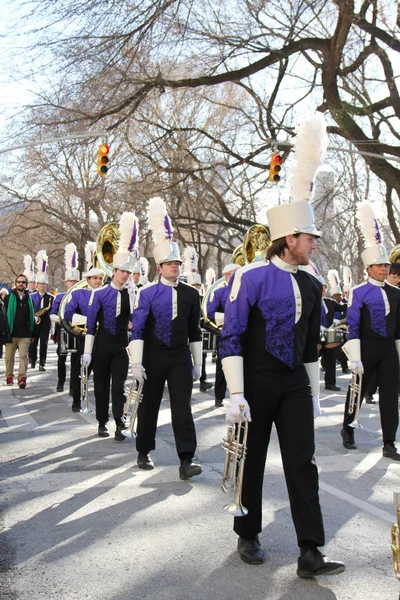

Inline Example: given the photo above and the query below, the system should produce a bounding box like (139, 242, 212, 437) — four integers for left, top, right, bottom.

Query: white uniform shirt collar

(111, 281, 124, 291)
(368, 277, 385, 288)
(160, 276, 178, 288)
(271, 254, 298, 273)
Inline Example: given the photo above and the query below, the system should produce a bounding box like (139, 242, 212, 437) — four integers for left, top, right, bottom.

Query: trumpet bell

(223, 502, 249, 517)
(122, 428, 137, 439)
(82, 406, 93, 414)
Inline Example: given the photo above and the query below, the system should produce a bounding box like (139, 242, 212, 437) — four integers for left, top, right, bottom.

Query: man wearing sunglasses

(4, 275, 35, 388)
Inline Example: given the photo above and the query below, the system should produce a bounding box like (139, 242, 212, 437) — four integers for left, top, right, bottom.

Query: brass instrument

(34, 305, 51, 325)
(221, 404, 249, 517)
(389, 244, 400, 264)
(348, 372, 362, 428)
(122, 377, 145, 438)
(391, 492, 400, 580)
(80, 362, 92, 414)
(59, 223, 119, 338)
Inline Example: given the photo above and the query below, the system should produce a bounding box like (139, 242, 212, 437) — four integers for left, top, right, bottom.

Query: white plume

(290, 112, 329, 202)
(147, 196, 173, 245)
(357, 201, 383, 247)
(36, 249, 48, 274)
(327, 269, 341, 293)
(343, 266, 352, 288)
(183, 247, 198, 274)
(23, 254, 34, 273)
(64, 243, 78, 270)
(206, 267, 216, 289)
(118, 212, 139, 254)
(138, 257, 149, 278)
(85, 241, 96, 270)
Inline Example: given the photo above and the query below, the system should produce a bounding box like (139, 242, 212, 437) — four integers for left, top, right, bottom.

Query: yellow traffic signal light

(97, 144, 110, 176)
(268, 152, 282, 182)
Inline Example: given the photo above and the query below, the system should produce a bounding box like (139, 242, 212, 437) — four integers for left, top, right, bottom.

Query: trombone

(80, 362, 92, 414)
(123, 377, 145, 438)
(348, 372, 362, 428)
(221, 404, 249, 517)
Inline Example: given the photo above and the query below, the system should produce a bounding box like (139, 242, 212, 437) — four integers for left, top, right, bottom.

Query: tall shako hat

(65, 243, 80, 282)
(300, 259, 326, 285)
(205, 267, 216, 290)
(267, 113, 327, 241)
(342, 266, 352, 293)
(148, 197, 181, 265)
(85, 241, 96, 272)
(327, 269, 341, 296)
(184, 247, 201, 285)
(36, 249, 49, 284)
(358, 201, 389, 267)
(113, 212, 139, 272)
(23, 255, 36, 283)
(138, 257, 149, 285)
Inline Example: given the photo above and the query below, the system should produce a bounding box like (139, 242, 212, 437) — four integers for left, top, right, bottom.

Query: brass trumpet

(348, 372, 362, 428)
(123, 377, 145, 438)
(80, 362, 92, 414)
(221, 404, 249, 517)
(391, 492, 400, 580)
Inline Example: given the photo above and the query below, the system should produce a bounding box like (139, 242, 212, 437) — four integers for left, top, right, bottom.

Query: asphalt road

(1, 345, 399, 600)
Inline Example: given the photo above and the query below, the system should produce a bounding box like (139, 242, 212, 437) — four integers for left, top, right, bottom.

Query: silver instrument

(80, 362, 92, 414)
(348, 372, 362, 428)
(123, 377, 145, 438)
(221, 404, 249, 517)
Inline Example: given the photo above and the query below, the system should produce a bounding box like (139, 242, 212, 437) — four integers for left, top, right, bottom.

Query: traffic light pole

(0, 131, 107, 154)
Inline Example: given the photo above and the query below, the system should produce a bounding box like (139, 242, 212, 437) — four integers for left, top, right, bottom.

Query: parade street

(1, 345, 399, 600)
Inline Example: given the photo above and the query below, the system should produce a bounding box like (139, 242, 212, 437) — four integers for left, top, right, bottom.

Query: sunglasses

(16, 280, 27, 284)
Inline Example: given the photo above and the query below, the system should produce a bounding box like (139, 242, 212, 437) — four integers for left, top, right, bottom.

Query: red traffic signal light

(97, 144, 110, 176)
(268, 152, 282, 182)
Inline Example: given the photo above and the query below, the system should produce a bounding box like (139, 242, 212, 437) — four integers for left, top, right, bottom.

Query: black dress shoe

(98, 424, 110, 437)
(30, 362, 36, 369)
(382, 443, 400, 460)
(342, 368, 351, 374)
(215, 399, 224, 407)
(325, 385, 341, 391)
(200, 381, 213, 392)
(179, 458, 202, 480)
(237, 536, 265, 565)
(297, 549, 345, 578)
(39, 365, 46, 372)
(114, 424, 126, 442)
(341, 428, 357, 450)
(56, 384, 64, 392)
(137, 453, 154, 470)
(365, 393, 377, 404)
(71, 403, 81, 413)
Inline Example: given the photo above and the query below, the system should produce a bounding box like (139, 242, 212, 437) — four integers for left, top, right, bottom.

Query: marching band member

(83, 214, 137, 440)
(341, 202, 400, 459)
(138, 257, 149, 288)
(219, 114, 345, 577)
(206, 263, 240, 406)
(184, 247, 212, 393)
(321, 269, 347, 391)
(23, 255, 37, 295)
(50, 243, 80, 393)
(129, 197, 202, 479)
(29, 250, 54, 371)
(132, 262, 141, 288)
(64, 266, 105, 411)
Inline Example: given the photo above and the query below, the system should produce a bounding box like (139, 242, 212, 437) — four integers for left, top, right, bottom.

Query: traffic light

(97, 144, 110, 176)
(268, 152, 282, 182)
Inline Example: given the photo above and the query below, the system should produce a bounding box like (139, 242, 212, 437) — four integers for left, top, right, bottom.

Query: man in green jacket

(4, 274, 34, 388)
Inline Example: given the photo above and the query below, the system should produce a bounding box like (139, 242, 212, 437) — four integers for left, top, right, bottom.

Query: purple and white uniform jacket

(64, 288, 94, 321)
(50, 292, 65, 316)
(131, 280, 201, 349)
(30, 291, 54, 316)
(347, 279, 400, 342)
(206, 284, 229, 322)
(219, 257, 322, 371)
(87, 284, 134, 346)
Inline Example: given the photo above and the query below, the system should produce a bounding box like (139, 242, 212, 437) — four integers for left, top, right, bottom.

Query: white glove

(34, 316, 40, 324)
(226, 394, 252, 425)
(192, 365, 201, 382)
(82, 353, 92, 368)
(132, 364, 147, 384)
(312, 395, 321, 419)
(350, 360, 364, 376)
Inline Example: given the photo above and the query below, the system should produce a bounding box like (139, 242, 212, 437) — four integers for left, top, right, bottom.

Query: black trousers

(56, 344, 67, 386)
(215, 337, 227, 402)
(29, 322, 51, 366)
(93, 335, 129, 425)
(234, 366, 325, 548)
(136, 346, 197, 460)
(336, 347, 348, 371)
(200, 351, 207, 383)
(323, 347, 337, 386)
(342, 339, 399, 443)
